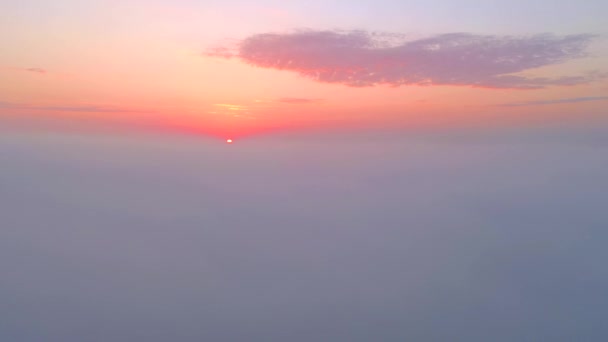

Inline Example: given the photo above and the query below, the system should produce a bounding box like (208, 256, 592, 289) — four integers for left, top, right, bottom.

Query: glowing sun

(226, 139, 233, 144)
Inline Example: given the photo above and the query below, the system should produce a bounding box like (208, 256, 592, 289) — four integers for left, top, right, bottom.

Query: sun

(226, 139, 233, 144)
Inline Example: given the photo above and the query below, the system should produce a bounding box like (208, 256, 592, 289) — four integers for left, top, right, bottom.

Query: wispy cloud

(498, 96, 608, 107)
(278, 97, 323, 104)
(205, 46, 236, 59)
(35, 105, 152, 113)
(214, 103, 248, 111)
(0, 102, 153, 113)
(24, 67, 47, 74)
(207, 30, 602, 89)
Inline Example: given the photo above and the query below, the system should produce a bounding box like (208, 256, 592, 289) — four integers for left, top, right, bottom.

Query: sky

(2, 0, 608, 137)
(1, 1, 608, 341)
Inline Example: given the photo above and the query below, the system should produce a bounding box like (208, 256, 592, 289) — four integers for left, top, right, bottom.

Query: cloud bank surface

(210, 30, 601, 89)
(2, 130, 608, 341)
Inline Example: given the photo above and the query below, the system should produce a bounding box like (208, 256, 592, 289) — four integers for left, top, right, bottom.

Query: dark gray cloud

(209, 30, 602, 89)
(498, 96, 608, 107)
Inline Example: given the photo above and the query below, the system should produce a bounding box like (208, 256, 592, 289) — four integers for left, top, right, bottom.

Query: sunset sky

(2, 0, 607, 138)
(2, 1, 608, 341)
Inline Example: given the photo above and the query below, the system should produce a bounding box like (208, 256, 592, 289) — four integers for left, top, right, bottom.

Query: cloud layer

(3, 131, 608, 341)
(211, 30, 601, 89)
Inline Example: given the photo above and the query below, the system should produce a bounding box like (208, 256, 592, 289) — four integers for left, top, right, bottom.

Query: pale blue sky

(5, 0, 608, 36)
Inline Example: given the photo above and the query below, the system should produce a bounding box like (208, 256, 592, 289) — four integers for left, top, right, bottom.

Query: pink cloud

(210, 30, 602, 89)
